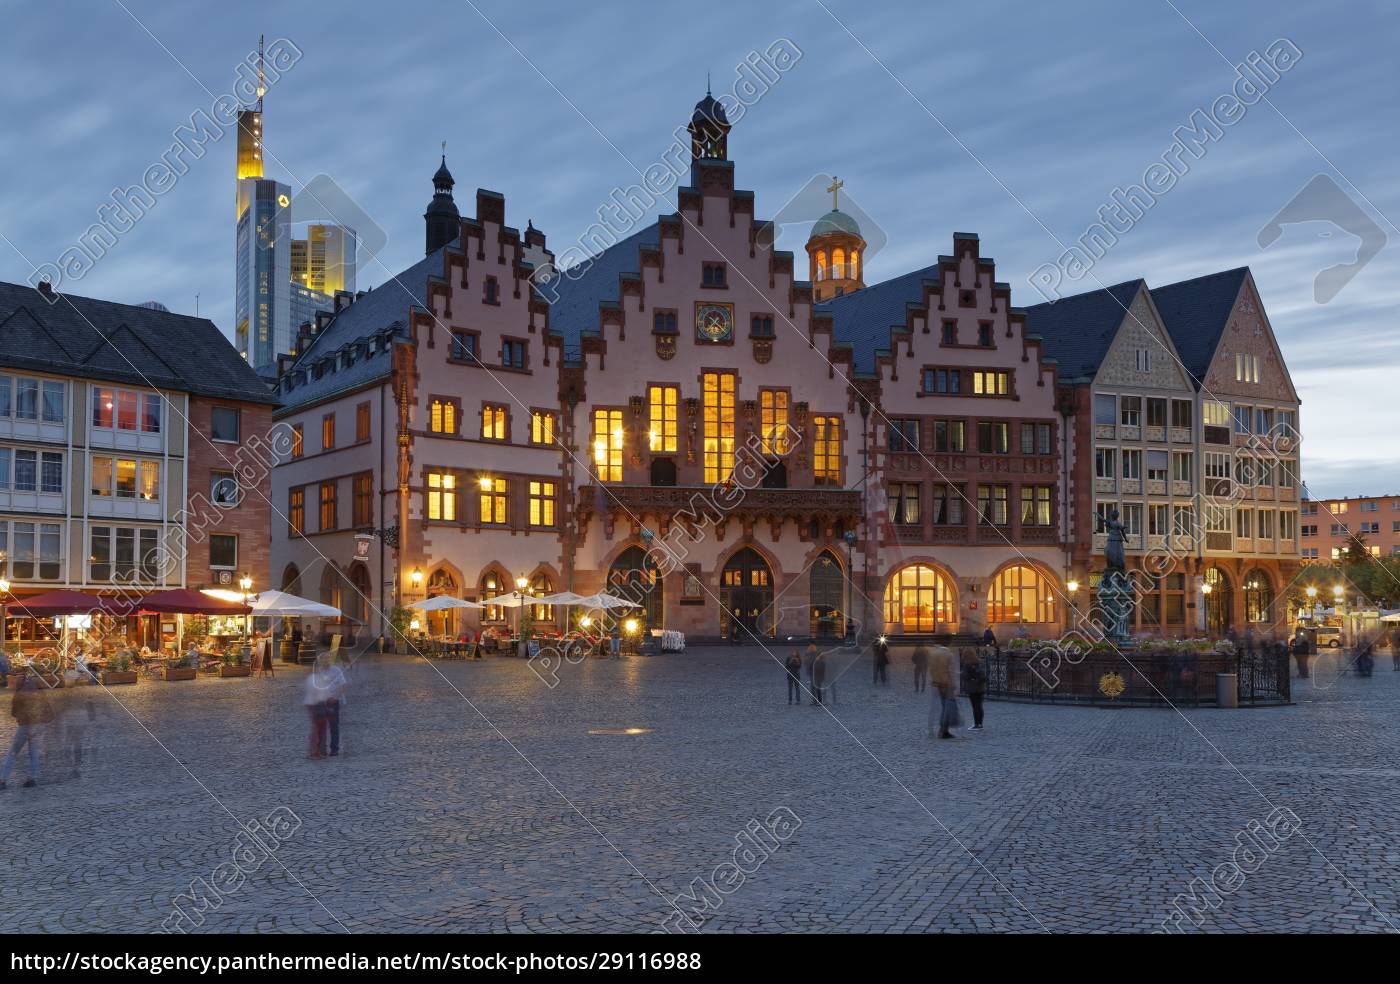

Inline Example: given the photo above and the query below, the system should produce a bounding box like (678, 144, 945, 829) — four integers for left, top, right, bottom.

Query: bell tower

(423, 146, 460, 256)
(687, 83, 731, 164)
(806, 177, 866, 301)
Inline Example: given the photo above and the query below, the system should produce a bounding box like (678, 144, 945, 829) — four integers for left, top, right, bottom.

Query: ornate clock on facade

(695, 302, 734, 343)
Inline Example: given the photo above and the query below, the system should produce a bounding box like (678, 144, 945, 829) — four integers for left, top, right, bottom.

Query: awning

(138, 588, 251, 616)
(5, 589, 133, 618)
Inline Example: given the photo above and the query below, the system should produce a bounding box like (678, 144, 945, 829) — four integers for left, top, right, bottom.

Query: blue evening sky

(1, 0, 1394, 497)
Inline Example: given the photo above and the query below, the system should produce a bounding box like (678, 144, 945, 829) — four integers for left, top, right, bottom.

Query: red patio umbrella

(136, 589, 251, 615)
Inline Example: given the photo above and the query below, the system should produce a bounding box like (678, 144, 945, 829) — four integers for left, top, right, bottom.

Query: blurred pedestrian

(872, 636, 890, 686)
(805, 642, 819, 705)
(962, 648, 986, 731)
(981, 626, 998, 656)
(912, 643, 929, 693)
(304, 652, 346, 759)
(1291, 629, 1310, 679)
(928, 645, 961, 739)
(812, 648, 828, 707)
(1, 670, 54, 788)
(784, 649, 803, 705)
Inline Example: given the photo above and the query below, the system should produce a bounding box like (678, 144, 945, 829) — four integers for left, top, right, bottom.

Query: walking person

(1291, 628, 1311, 679)
(304, 653, 339, 759)
(784, 649, 803, 705)
(927, 645, 961, 739)
(1, 670, 54, 788)
(962, 648, 987, 731)
(609, 622, 622, 660)
(805, 641, 819, 705)
(812, 647, 828, 707)
(912, 643, 929, 693)
(981, 626, 998, 655)
(872, 636, 890, 686)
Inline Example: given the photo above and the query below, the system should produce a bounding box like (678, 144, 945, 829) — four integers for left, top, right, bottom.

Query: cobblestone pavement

(1, 645, 1397, 934)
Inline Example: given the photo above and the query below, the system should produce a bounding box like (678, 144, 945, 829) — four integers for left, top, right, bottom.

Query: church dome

(811, 209, 861, 238)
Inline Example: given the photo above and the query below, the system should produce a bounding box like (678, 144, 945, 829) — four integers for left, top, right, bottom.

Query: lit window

(648, 386, 677, 452)
(531, 411, 556, 446)
(479, 476, 507, 524)
(593, 409, 624, 482)
(430, 399, 456, 434)
(971, 371, 1010, 396)
(529, 480, 555, 527)
(702, 372, 735, 483)
(987, 565, 1055, 624)
(814, 415, 841, 485)
(427, 472, 456, 521)
(481, 404, 507, 441)
(759, 389, 790, 455)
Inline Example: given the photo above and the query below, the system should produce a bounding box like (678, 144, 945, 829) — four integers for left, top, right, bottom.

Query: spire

(255, 34, 266, 112)
(424, 147, 460, 256)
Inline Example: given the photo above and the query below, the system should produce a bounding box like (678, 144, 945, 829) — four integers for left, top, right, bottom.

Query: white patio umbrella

(577, 592, 640, 609)
(202, 588, 341, 618)
(539, 591, 589, 606)
(408, 595, 484, 611)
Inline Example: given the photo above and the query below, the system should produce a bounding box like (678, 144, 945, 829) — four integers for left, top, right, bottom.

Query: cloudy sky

(1, 0, 1393, 497)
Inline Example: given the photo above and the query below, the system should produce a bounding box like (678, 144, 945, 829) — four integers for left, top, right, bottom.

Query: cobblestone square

(1, 647, 1397, 934)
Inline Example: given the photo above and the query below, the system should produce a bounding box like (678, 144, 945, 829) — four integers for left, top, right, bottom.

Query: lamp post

(843, 529, 857, 643)
(239, 573, 253, 640)
(515, 575, 529, 644)
(0, 576, 9, 656)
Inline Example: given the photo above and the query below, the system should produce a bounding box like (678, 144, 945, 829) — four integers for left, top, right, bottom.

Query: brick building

(0, 282, 277, 641)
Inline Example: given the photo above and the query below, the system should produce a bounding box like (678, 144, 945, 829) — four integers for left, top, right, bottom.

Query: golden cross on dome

(827, 175, 843, 211)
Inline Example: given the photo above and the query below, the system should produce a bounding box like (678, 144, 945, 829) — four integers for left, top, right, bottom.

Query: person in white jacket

(304, 653, 348, 758)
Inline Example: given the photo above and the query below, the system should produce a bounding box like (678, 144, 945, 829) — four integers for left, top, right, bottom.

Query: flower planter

(100, 670, 138, 686)
(161, 667, 197, 682)
(218, 664, 251, 678)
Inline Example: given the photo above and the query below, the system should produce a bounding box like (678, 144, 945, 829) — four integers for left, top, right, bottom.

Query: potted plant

(162, 648, 197, 682)
(390, 605, 412, 654)
(101, 650, 138, 686)
(218, 647, 251, 678)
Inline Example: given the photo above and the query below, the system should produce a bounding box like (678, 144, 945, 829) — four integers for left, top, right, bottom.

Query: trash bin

(1216, 672, 1239, 708)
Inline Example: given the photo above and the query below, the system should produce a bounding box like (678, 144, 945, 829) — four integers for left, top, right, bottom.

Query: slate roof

(1020, 280, 1145, 381)
(1149, 267, 1249, 383)
(275, 242, 453, 410)
(547, 223, 660, 356)
(815, 264, 941, 374)
(0, 281, 276, 404)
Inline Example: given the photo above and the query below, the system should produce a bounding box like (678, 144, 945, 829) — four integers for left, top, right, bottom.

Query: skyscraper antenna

(255, 34, 266, 111)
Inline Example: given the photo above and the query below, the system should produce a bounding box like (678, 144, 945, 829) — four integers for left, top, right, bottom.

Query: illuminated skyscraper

(234, 177, 291, 369)
(232, 35, 346, 371)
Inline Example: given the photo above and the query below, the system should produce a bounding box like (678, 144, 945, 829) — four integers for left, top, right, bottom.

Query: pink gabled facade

(268, 89, 1302, 648)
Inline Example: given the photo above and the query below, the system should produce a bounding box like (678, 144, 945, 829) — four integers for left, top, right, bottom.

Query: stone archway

(720, 547, 774, 641)
(809, 549, 845, 639)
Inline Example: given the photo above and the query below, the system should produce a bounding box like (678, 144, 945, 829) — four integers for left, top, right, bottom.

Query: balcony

(576, 483, 863, 526)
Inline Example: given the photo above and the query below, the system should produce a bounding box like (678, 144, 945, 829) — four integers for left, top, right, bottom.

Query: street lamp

(0, 576, 10, 656)
(843, 529, 857, 643)
(515, 575, 529, 642)
(624, 617, 639, 655)
(410, 567, 424, 591)
(1306, 586, 1317, 600)
(239, 573, 253, 643)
